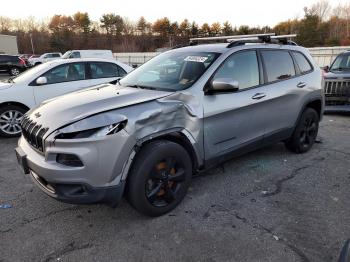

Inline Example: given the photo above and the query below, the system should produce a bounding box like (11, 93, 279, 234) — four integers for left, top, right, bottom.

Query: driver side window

(213, 50, 260, 90)
(41, 63, 86, 84)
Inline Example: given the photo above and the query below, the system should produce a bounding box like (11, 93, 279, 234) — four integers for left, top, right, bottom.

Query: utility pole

(30, 33, 35, 54)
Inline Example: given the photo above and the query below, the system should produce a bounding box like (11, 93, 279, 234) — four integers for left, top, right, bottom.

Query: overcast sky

(1, 0, 349, 26)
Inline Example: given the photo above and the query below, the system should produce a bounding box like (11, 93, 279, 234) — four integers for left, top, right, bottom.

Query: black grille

(21, 115, 48, 152)
(324, 80, 350, 106)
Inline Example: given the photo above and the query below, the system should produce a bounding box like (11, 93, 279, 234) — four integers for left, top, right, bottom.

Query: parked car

(0, 54, 27, 76)
(15, 34, 324, 217)
(0, 58, 132, 137)
(62, 50, 114, 60)
(19, 54, 35, 66)
(28, 52, 62, 66)
(323, 50, 350, 112)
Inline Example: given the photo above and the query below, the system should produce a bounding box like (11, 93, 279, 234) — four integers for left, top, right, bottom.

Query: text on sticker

(184, 56, 208, 63)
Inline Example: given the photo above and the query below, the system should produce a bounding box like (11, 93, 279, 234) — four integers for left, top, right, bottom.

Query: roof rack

(189, 33, 276, 43)
(227, 34, 297, 47)
(189, 33, 298, 48)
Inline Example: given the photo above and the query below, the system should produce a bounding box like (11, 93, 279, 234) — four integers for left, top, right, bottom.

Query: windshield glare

(120, 51, 220, 91)
(330, 54, 350, 71)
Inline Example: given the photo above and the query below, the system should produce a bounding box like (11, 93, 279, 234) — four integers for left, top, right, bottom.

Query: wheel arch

(291, 97, 323, 135)
(305, 99, 322, 119)
(0, 101, 30, 112)
(121, 129, 203, 182)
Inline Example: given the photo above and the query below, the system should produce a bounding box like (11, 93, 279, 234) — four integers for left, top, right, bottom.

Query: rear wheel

(127, 140, 192, 217)
(0, 105, 26, 138)
(285, 108, 319, 153)
(9, 67, 20, 76)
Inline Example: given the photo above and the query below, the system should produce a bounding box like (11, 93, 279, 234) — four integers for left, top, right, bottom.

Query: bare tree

(0, 16, 12, 33)
(309, 0, 331, 21)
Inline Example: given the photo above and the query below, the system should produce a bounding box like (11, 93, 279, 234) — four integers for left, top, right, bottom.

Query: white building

(0, 34, 18, 55)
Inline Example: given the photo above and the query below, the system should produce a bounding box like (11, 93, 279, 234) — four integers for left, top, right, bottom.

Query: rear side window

(70, 52, 81, 58)
(10, 56, 19, 62)
(261, 50, 295, 82)
(52, 53, 61, 58)
(293, 52, 312, 73)
(90, 62, 120, 79)
(213, 50, 260, 90)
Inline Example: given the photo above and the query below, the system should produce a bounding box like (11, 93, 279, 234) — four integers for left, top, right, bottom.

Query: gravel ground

(0, 110, 349, 262)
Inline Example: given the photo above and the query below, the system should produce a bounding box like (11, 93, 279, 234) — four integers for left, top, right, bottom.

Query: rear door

(259, 49, 304, 139)
(87, 62, 127, 86)
(203, 50, 269, 160)
(33, 62, 91, 104)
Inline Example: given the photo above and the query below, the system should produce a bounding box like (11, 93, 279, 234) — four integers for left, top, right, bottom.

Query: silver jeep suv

(15, 34, 324, 216)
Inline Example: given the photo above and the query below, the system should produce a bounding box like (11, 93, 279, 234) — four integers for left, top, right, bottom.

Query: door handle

(297, 82, 306, 88)
(251, 93, 266, 100)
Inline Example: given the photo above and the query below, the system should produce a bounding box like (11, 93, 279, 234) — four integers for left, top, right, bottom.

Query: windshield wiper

(127, 84, 157, 90)
(7, 77, 14, 83)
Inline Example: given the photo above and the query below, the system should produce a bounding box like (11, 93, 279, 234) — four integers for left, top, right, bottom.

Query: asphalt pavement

(0, 113, 349, 262)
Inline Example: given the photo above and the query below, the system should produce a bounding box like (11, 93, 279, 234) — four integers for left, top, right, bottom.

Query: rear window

(10, 56, 19, 62)
(293, 52, 312, 73)
(261, 50, 295, 82)
(90, 62, 120, 78)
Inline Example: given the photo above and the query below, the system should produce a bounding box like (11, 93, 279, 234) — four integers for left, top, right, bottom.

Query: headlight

(90, 122, 126, 138)
(55, 111, 128, 140)
(56, 121, 127, 139)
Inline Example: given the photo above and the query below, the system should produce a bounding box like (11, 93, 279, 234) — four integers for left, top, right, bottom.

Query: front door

(33, 62, 89, 104)
(203, 50, 268, 160)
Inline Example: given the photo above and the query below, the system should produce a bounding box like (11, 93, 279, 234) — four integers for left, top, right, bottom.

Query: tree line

(0, 0, 349, 54)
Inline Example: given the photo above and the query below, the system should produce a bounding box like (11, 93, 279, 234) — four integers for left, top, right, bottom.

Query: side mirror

(210, 78, 239, 93)
(36, 76, 47, 85)
(322, 65, 329, 72)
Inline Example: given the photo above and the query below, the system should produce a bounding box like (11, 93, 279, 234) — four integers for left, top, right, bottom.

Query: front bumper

(15, 130, 134, 205)
(324, 104, 350, 113)
(28, 169, 125, 205)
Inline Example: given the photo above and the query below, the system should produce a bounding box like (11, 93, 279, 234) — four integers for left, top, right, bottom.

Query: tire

(0, 105, 26, 138)
(127, 140, 192, 217)
(285, 108, 319, 153)
(9, 67, 20, 76)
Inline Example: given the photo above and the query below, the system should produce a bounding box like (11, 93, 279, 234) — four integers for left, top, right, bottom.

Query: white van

(62, 50, 114, 60)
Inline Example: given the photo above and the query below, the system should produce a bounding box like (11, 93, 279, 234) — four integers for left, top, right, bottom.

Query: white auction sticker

(184, 56, 208, 63)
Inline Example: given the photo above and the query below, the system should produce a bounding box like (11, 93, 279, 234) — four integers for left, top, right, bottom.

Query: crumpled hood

(29, 84, 171, 134)
(324, 71, 350, 80)
(0, 82, 13, 90)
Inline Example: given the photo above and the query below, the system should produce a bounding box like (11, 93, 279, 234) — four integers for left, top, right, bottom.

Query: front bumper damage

(15, 129, 134, 206)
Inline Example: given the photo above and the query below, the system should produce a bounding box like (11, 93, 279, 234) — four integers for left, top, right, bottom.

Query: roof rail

(226, 34, 298, 48)
(189, 33, 276, 43)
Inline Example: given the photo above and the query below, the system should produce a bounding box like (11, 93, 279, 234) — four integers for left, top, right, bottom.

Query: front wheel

(127, 140, 192, 217)
(0, 105, 26, 138)
(285, 108, 319, 153)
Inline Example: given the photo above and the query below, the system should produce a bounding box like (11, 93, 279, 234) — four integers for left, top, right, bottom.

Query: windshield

(11, 63, 50, 83)
(119, 51, 220, 91)
(330, 53, 350, 71)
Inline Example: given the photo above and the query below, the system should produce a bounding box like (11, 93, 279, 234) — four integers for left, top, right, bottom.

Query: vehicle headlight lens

(56, 120, 127, 139)
(90, 122, 125, 138)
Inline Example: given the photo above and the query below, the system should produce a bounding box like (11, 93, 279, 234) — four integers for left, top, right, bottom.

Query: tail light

(19, 58, 26, 66)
